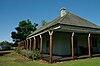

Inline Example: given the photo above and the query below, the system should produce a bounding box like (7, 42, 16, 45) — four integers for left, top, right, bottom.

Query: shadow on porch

(42, 53, 100, 62)
(42, 54, 72, 62)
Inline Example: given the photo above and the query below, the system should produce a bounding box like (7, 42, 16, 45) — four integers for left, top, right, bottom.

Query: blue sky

(0, 0, 100, 42)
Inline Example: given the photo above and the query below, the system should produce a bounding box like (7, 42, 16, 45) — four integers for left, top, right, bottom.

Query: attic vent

(60, 7, 67, 17)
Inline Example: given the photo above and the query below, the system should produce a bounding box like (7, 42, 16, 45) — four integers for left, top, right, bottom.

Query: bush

(20, 49, 27, 56)
(15, 48, 40, 60)
(26, 50, 33, 59)
(15, 47, 21, 54)
(32, 49, 39, 60)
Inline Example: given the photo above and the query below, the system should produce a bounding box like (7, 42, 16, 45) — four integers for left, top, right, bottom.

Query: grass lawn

(0, 50, 100, 66)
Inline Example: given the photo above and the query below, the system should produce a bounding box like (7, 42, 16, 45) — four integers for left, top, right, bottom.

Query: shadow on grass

(0, 51, 11, 56)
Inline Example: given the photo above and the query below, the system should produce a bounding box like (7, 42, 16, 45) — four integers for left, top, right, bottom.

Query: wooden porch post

(25, 40, 27, 49)
(23, 40, 25, 48)
(20, 41, 21, 48)
(88, 33, 91, 58)
(23, 41, 24, 48)
(22, 41, 24, 48)
(19, 42, 21, 48)
(27, 39, 29, 50)
(30, 38, 32, 50)
(40, 35, 42, 60)
(21, 41, 23, 47)
(71, 32, 74, 59)
(20, 41, 22, 48)
(18, 42, 20, 49)
(49, 31, 53, 63)
(34, 37, 36, 51)
(26, 40, 27, 49)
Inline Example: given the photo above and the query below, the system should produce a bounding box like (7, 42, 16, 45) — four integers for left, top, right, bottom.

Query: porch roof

(27, 12, 100, 38)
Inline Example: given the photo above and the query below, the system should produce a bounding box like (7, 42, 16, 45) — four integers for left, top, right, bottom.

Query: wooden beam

(88, 33, 91, 58)
(34, 37, 36, 51)
(49, 31, 53, 63)
(71, 32, 74, 59)
(30, 39, 32, 50)
(40, 35, 42, 60)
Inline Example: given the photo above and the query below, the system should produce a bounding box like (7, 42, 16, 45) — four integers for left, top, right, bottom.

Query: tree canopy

(11, 19, 38, 42)
(41, 20, 47, 26)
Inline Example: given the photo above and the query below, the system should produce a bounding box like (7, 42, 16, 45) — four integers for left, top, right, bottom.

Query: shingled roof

(60, 12, 98, 28)
(28, 12, 100, 37)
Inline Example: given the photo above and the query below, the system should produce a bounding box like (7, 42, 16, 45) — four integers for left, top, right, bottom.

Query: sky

(0, 0, 100, 42)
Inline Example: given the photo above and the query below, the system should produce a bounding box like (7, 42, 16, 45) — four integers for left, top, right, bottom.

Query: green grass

(0, 50, 100, 66)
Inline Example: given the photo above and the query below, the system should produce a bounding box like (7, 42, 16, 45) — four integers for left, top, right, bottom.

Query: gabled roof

(28, 12, 100, 37)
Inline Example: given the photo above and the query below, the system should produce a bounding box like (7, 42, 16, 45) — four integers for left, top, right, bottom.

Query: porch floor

(42, 54, 72, 62)
(42, 53, 100, 62)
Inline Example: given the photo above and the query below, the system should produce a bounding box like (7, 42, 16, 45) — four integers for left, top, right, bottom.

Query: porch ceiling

(27, 25, 100, 39)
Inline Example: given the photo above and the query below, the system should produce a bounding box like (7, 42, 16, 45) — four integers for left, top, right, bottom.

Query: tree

(0, 41, 13, 46)
(41, 20, 47, 26)
(0, 41, 13, 48)
(11, 19, 38, 42)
